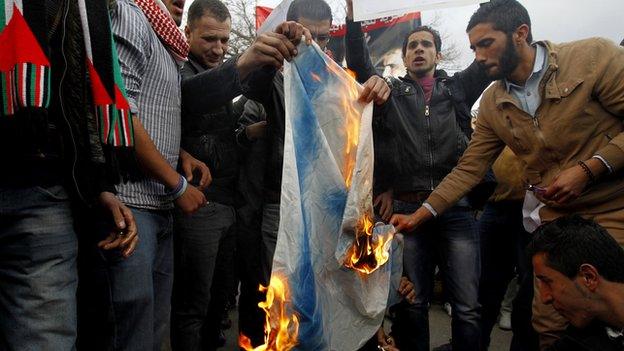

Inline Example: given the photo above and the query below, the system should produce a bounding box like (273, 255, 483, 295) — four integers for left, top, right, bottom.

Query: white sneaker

(498, 311, 512, 330)
(443, 302, 452, 317)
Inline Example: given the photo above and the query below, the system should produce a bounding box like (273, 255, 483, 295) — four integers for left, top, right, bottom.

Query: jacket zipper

(424, 104, 435, 190)
(413, 79, 436, 190)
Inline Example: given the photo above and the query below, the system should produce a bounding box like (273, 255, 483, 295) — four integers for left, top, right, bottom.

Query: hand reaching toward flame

(390, 206, 433, 233)
(360, 75, 390, 105)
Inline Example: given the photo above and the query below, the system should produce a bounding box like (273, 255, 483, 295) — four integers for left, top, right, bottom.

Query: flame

(239, 275, 300, 351)
(344, 214, 394, 274)
(345, 68, 357, 80)
(310, 72, 322, 82)
(329, 65, 362, 188)
(309, 63, 362, 188)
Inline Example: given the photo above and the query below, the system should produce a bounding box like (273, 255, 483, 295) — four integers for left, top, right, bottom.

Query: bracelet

(169, 175, 188, 200)
(577, 160, 596, 184)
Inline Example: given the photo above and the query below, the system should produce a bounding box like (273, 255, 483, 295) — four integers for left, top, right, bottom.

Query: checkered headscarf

(133, 0, 189, 61)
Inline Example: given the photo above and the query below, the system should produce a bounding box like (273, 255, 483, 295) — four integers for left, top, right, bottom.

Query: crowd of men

(1, 0, 623, 350)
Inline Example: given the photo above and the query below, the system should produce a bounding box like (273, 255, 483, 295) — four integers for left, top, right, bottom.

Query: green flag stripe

(0, 0, 6, 31)
(29, 63, 36, 106)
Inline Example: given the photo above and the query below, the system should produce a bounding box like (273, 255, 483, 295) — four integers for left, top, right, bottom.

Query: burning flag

(250, 42, 403, 350)
(239, 275, 300, 351)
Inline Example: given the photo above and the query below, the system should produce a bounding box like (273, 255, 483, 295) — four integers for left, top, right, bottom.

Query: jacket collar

(504, 42, 547, 93)
(493, 40, 562, 108)
(400, 68, 449, 84)
(187, 53, 208, 74)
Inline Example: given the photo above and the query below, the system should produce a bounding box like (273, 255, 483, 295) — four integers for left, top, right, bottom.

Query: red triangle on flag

(0, 5, 50, 71)
(87, 60, 114, 105)
(255, 6, 273, 30)
(114, 85, 130, 110)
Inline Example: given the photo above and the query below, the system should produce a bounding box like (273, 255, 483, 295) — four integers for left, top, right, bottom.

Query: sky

(185, 0, 624, 69)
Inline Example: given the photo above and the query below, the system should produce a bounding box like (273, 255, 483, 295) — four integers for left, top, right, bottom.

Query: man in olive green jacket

(390, 0, 624, 348)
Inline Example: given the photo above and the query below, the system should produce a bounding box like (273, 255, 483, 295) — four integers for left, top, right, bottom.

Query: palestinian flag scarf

(0, 0, 134, 148)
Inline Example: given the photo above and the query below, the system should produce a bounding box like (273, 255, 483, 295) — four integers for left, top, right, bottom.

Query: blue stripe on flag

(288, 50, 350, 349)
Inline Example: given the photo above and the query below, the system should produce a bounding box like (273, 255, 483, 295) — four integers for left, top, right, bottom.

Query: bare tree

(423, 11, 464, 72)
(223, 0, 257, 57)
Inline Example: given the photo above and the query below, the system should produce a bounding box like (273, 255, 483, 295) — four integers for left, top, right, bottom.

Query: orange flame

(345, 68, 357, 80)
(239, 275, 300, 351)
(331, 66, 362, 188)
(310, 72, 322, 82)
(344, 214, 394, 274)
(309, 64, 362, 188)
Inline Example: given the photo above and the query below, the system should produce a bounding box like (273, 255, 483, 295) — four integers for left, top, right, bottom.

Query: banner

(353, 0, 487, 21)
(255, 6, 273, 30)
(269, 42, 403, 350)
(256, 0, 293, 35)
(327, 12, 421, 77)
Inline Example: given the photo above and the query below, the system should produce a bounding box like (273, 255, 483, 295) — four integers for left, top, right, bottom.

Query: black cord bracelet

(578, 160, 596, 184)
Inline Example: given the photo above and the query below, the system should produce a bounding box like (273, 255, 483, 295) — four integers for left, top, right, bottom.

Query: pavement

(218, 302, 513, 350)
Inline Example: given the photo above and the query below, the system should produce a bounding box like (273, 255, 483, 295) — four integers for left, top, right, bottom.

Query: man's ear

(435, 51, 443, 64)
(579, 264, 600, 291)
(515, 24, 531, 45)
(184, 25, 191, 41)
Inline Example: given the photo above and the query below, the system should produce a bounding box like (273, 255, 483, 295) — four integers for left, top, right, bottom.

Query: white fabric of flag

(272, 42, 403, 351)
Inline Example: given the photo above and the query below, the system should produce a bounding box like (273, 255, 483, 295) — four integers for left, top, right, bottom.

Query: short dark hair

(466, 0, 533, 44)
(188, 0, 230, 28)
(286, 0, 332, 23)
(401, 26, 442, 57)
(528, 215, 624, 283)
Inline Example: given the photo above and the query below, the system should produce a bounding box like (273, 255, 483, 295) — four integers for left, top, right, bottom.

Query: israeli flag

(271, 42, 403, 351)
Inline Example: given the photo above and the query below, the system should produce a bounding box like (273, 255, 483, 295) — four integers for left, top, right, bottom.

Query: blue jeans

(84, 208, 174, 351)
(171, 202, 236, 351)
(0, 185, 78, 350)
(393, 200, 481, 351)
(478, 201, 538, 351)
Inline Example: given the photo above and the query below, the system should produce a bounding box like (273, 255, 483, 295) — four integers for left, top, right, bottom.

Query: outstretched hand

(390, 206, 433, 233)
(360, 75, 390, 105)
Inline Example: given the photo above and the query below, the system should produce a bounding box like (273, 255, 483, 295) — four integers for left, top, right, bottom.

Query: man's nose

(475, 48, 486, 63)
(212, 44, 224, 56)
(538, 286, 554, 305)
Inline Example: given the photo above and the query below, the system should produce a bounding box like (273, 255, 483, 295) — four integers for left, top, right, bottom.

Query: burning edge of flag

(239, 275, 300, 351)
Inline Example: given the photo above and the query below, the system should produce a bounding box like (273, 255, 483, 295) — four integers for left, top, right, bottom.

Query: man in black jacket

(344, 1, 492, 349)
(242, 0, 391, 292)
(171, 1, 310, 349)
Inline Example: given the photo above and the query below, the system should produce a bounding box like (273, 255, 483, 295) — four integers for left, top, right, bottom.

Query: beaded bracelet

(577, 160, 596, 184)
(169, 175, 188, 200)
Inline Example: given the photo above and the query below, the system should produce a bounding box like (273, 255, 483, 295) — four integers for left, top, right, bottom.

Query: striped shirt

(111, 0, 181, 210)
